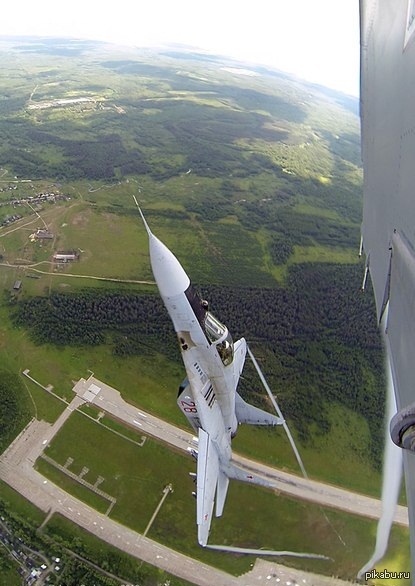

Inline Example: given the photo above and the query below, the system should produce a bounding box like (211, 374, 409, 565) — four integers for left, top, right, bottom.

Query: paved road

(0, 414, 242, 586)
(0, 414, 360, 586)
(0, 375, 387, 586)
(73, 376, 408, 527)
(0, 260, 156, 285)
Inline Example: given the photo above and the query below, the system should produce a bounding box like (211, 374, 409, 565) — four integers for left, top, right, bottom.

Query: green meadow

(35, 410, 411, 580)
(0, 280, 387, 497)
(0, 550, 21, 586)
(0, 37, 396, 583)
(0, 480, 193, 586)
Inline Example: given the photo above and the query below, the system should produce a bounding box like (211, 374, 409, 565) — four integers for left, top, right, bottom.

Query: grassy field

(0, 479, 46, 526)
(0, 288, 387, 497)
(289, 243, 358, 264)
(42, 514, 196, 586)
(51, 203, 153, 281)
(1, 196, 280, 288)
(0, 296, 184, 419)
(37, 457, 112, 514)
(34, 410, 410, 580)
(0, 550, 21, 586)
(21, 377, 67, 422)
(78, 404, 151, 445)
(0, 482, 193, 586)
(0, 283, 388, 497)
(0, 37, 396, 582)
(234, 402, 382, 497)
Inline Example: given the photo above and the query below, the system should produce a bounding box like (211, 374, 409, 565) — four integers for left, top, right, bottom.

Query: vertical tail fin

(215, 469, 230, 517)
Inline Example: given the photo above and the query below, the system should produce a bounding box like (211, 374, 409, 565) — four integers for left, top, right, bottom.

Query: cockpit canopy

(204, 312, 234, 366)
(183, 285, 234, 366)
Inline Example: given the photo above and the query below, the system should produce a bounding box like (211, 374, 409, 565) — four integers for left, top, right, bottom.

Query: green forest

(0, 37, 380, 472)
(0, 371, 31, 453)
(13, 261, 383, 465)
(0, 37, 394, 579)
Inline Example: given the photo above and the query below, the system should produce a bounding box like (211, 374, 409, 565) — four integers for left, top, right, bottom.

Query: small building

(34, 229, 54, 239)
(53, 251, 79, 263)
(13, 280, 22, 291)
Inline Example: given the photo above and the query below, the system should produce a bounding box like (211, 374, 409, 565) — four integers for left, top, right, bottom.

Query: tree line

(13, 262, 384, 465)
(0, 371, 31, 454)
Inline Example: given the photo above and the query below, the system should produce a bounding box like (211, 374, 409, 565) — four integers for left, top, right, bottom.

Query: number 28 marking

(181, 400, 197, 413)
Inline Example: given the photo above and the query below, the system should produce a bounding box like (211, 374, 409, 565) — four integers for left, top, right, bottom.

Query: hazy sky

(2, 0, 360, 95)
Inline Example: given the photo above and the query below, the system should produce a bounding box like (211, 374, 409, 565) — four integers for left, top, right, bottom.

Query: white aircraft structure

(360, 0, 415, 575)
(138, 207, 283, 547)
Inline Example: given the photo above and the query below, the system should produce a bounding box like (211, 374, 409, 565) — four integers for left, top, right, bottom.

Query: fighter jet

(138, 205, 283, 547)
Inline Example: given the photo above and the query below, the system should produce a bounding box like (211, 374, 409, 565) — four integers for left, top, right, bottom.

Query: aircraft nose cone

(148, 233, 190, 298)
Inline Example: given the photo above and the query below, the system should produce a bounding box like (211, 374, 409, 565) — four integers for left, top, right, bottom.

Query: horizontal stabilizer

(235, 393, 284, 426)
(226, 461, 272, 489)
(197, 428, 219, 547)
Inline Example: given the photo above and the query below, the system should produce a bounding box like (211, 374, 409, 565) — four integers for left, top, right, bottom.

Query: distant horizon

(0, 1, 360, 96)
(0, 34, 360, 100)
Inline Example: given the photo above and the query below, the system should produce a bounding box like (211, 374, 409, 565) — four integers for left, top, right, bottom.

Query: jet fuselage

(138, 208, 281, 545)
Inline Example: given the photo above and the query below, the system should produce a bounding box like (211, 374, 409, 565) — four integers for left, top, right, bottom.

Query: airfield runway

(0, 412, 360, 586)
(0, 415, 241, 586)
(73, 376, 408, 527)
(0, 373, 401, 586)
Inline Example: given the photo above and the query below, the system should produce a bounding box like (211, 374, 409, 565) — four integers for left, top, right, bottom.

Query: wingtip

(132, 195, 152, 236)
(198, 522, 209, 548)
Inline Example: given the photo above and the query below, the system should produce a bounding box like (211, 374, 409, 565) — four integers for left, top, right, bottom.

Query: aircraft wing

(360, 0, 415, 567)
(360, 1, 415, 410)
(233, 338, 283, 426)
(196, 428, 220, 546)
(235, 392, 283, 426)
(232, 338, 247, 386)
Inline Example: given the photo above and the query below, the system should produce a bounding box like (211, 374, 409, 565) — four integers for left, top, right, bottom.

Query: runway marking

(70, 375, 409, 529)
